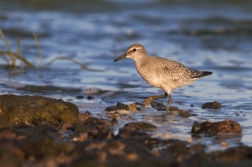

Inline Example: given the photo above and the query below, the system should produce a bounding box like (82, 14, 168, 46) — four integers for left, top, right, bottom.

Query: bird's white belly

(140, 72, 164, 88)
(136, 62, 174, 89)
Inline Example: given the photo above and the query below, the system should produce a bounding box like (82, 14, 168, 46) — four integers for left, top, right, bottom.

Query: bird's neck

(133, 55, 148, 69)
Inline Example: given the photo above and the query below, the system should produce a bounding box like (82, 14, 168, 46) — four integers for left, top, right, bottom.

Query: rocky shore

(0, 94, 250, 167)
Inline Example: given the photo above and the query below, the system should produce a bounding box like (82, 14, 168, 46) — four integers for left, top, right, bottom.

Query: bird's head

(114, 43, 147, 62)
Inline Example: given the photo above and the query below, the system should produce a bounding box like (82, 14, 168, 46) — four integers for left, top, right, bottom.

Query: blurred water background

(0, 0, 252, 150)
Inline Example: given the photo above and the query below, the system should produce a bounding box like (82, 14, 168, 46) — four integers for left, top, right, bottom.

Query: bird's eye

(133, 48, 136, 52)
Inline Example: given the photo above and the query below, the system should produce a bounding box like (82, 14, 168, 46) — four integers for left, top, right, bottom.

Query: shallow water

(0, 0, 252, 151)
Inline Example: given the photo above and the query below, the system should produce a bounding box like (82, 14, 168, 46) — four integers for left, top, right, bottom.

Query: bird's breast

(135, 63, 164, 88)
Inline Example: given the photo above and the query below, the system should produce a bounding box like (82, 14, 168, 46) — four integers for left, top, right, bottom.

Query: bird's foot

(165, 108, 170, 115)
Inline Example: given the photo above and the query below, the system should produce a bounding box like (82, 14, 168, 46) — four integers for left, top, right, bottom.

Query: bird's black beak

(114, 53, 127, 62)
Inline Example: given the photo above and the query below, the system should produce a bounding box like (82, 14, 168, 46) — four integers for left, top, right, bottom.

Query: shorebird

(114, 43, 212, 114)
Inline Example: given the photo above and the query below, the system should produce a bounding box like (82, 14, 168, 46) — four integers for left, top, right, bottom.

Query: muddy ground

(0, 94, 251, 167)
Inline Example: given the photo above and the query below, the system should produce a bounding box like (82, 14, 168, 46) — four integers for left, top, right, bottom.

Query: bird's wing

(151, 56, 202, 80)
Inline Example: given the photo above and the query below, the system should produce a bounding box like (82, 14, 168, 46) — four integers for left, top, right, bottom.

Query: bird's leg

(142, 93, 168, 105)
(166, 94, 172, 115)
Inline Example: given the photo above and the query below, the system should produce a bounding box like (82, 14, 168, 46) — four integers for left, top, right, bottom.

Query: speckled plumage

(114, 43, 212, 114)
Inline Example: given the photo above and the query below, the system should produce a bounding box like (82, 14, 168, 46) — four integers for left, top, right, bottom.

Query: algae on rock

(0, 94, 80, 127)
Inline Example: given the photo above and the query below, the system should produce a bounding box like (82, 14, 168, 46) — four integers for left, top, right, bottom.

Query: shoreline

(0, 94, 250, 167)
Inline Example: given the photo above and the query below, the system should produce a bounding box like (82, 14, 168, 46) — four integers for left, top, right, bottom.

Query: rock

(0, 95, 251, 167)
(20, 134, 57, 159)
(144, 138, 159, 146)
(124, 122, 157, 131)
(78, 117, 113, 140)
(179, 109, 192, 118)
(12, 123, 64, 141)
(0, 127, 16, 140)
(189, 143, 205, 152)
(0, 95, 80, 128)
(193, 145, 252, 163)
(213, 146, 252, 161)
(78, 111, 92, 121)
(201, 101, 221, 109)
(106, 111, 122, 120)
(111, 118, 119, 126)
(151, 102, 193, 117)
(170, 108, 193, 117)
(72, 133, 88, 142)
(87, 96, 94, 100)
(83, 117, 112, 127)
(76, 95, 84, 99)
(104, 140, 125, 155)
(117, 127, 151, 139)
(60, 122, 76, 132)
(56, 142, 76, 154)
(83, 110, 92, 115)
(89, 125, 113, 139)
(0, 144, 24, 167)
(151, 101, 166, 111)
(169, 106, 180, 115)
(151, 102, 179, 112)
(105, 103, 137, 112)
(165, 139, 191, 161)
(191, 119, 242, 134)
